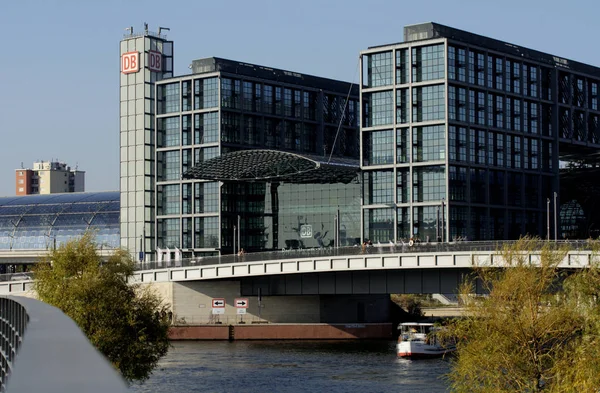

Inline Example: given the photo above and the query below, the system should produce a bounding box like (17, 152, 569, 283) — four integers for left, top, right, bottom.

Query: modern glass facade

(359, 22, 600, 242)
(155, 58, 360, 257)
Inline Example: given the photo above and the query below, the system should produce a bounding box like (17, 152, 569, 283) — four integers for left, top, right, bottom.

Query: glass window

(396, 88, 409, 124)
(363, 208, 394, 243)
(367, 91, 393, 126)
(412, 166, 445, 202)
(194, 77, 218, 109)
(412, 44, 445, 83)
(396, 168, 410, 203)
(412, 125, 445, 162)
(159, 184, 180, 215)
(363, 130, 393, 166)
(159, 151, 180, 181)
(221, 78, 240, 109)
(221, 112, 241, 143)
(159, 218, 180, 248)
(395, 49, 409, 84)
(396, 128, 409, 164)
(448, 46, 456, 80)
(182, 115, 192, 146)
(363, 170, 394, 204)
(158, 117, 180, 148)
(194, 182, 219, 213)
(194, 217, 219, 248)
(194, 147, 218, 168)
(470, 168, 487, 204)
(194, 112, 218, 144)
(367, 51, 393, 87)
(182, 81, 192, 111)
(412, 85, 445, 122)
(449, 166, 467, 201)
(412, 206, 440, 242)
(263, 85, 273, 114)
(158, 82, 180, 114)
(242, 81, 253, 111)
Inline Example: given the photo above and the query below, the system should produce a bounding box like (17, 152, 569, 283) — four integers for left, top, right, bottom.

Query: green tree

(443, 238, 600, 392)
(34, 232, 170, 382)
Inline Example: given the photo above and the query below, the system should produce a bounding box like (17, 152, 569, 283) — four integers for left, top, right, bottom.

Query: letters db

(121, 52, 139, 74)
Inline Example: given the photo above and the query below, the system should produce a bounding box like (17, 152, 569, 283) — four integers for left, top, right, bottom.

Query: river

(130, 340, 451, 393)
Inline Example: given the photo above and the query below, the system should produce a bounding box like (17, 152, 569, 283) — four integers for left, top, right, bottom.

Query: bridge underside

(239, 269, 477, 296)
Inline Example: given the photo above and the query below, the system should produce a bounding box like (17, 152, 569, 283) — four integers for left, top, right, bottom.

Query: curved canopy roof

(0, 192, 120, 250)
(183, 150, 359, 184)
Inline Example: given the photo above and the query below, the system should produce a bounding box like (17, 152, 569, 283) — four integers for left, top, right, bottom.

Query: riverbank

(169, 323, 393, 340)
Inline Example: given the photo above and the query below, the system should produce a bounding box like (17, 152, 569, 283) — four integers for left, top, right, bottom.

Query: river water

(130, 340, 450, 393)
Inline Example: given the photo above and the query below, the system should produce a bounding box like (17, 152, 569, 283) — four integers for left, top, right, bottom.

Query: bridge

(0, 296, 128, 392)
(2, 241, 595, 327)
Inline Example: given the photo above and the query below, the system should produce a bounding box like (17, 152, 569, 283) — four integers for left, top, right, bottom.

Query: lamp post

(441, 199, 445, 243)
(553, 192, 558, 242)
(546, 198, 550, 241)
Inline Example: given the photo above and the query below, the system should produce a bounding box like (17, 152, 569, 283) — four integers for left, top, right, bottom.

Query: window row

(157, 216, 219, 249)
(363, 85, 445, 127)
(448, 126, 553, 171)
(448, 45, 551, 100)
(363, 44, 445, 88)
(448, 86, 552, 136)
(363, 165, 445, 204)
(362, 125, 445, 166)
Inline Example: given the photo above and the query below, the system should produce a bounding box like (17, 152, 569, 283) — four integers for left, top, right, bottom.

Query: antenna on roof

(124, 26, 133, 35)
(144, 22, 148, 34)
(158, 26, 170, 36)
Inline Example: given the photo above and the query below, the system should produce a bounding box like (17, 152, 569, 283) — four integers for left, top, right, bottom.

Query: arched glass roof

(0, 192, 120, 251)
(183, 149, 359, 184)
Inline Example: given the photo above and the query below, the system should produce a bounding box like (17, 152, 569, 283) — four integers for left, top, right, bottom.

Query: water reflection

(131, 340, 450, 393)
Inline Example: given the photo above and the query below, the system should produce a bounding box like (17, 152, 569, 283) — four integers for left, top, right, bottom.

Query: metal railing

(1, 296, 128, 393)
(135, 240, 594, 271)
(0, 297, 27, 392)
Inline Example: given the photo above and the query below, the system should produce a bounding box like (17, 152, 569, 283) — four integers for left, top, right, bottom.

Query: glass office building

(361, 22, 600, 242)
(155, 58, 360, 257)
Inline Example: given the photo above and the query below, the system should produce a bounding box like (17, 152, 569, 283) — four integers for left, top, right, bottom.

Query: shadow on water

(131, 340, 451, 393)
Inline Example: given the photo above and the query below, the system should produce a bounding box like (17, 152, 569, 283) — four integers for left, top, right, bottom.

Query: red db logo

(121, 52, 139, 74)
(148, 51, 162, 72)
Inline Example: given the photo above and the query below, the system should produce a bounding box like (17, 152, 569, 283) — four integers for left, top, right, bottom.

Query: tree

(33, 232, 170, 382)
(443, 238, 600, 392)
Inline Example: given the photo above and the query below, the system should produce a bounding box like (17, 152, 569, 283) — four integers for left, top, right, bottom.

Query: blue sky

(1, 0, 598, 197)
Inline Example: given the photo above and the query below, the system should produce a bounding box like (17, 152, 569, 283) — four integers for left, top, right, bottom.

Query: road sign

(235, 298, 249, 308)
(212, 308, 225, 315)
(236, 308, 247, 315)
(212, 298, 225, 308)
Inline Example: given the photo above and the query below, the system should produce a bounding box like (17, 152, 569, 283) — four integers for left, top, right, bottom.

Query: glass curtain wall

(362, 43, 447, 243)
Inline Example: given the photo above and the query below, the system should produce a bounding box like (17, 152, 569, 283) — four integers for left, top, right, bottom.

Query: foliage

(391, 294, 424, 318)
(33, 232, 170, 382)
(443, 237, 600, 392)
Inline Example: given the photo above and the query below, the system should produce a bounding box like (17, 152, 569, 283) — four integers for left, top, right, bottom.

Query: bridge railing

(135, 240, 594, 271)
(0, 296, 128, 393)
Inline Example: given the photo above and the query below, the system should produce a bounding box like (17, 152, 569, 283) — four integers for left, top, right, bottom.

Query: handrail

(136, 240, 594, 271)
(1, 296, 128, 393)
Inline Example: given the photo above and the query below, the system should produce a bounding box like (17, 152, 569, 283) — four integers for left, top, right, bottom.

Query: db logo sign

(300, 224, 313, 238)
(148, 51, 162, 72)
(121, 52, 139, 74)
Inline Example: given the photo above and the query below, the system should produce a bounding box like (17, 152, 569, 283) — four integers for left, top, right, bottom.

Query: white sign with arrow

(235, 298, 249, 308)
(212, 298, 225, 308)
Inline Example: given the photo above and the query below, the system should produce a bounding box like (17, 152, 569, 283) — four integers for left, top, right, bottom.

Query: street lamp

(546, 198, 550, 241)
(554, 192, 558, 242)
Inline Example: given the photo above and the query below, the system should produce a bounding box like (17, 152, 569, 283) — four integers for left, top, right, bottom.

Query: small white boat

(396, 322, 456, 359)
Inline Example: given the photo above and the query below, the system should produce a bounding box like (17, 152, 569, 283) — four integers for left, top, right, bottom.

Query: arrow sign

(235, 298, 249, 308)
(212, 298, 225, 308)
